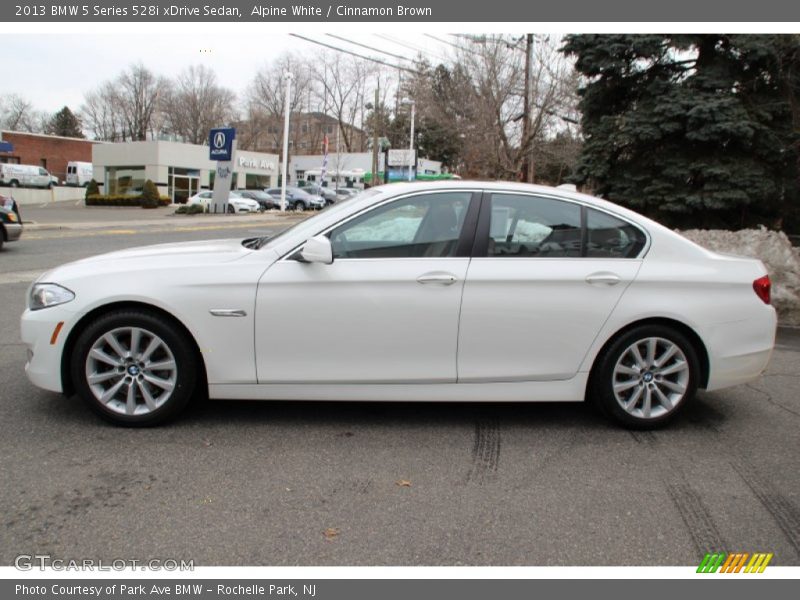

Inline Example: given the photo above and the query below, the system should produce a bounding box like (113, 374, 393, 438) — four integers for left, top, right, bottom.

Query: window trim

(472, 191, 650, 260)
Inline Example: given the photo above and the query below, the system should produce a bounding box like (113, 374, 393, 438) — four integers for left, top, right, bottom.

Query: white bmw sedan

(21, 182, 777, 428)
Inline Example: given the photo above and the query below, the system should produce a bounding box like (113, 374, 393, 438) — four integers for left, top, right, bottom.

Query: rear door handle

(417, 272, 458, 285)
(585, 272, 621, 286)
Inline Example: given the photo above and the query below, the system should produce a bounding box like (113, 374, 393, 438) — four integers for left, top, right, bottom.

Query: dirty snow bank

(679, 227, 800, 325)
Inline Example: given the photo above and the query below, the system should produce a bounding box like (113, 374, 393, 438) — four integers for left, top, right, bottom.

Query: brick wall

(0, 131, 101, 183)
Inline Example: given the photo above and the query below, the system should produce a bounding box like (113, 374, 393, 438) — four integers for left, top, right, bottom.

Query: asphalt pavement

(0, 204, 798, 566)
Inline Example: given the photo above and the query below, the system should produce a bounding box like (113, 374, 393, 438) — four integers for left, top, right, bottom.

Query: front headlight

(29, 283, 75, 311)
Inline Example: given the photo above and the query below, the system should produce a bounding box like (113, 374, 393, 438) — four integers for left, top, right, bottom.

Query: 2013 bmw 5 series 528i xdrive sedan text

(20, 181, 777, 428)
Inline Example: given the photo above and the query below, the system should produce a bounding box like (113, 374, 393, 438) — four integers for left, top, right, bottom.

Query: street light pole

(280, 71, 293, 212)
(408, 100, 415, 182)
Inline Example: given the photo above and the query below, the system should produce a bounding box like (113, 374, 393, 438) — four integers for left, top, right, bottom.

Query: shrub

(85, 179, 100, 200)
(85, 194, 170, 207)
(141, 180, 160, 209)
(174, 204, 205, 215)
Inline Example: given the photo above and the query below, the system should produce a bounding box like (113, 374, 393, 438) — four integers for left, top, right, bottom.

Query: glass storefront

(169, 167, 200, 204)
(106, 166, 145, 195)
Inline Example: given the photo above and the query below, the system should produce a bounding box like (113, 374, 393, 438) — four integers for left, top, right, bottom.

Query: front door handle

(417, 272, 458, 285)
(585, 272, 621, 286)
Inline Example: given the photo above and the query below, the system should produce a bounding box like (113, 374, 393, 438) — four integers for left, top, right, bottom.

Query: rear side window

(488, 194, 582, 257)
(585, 208, 646, 258)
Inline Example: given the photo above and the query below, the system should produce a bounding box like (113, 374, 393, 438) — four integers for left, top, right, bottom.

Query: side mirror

(300, 235, 333, 264)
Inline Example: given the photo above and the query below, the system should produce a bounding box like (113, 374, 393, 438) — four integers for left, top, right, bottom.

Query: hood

(42, 238, 253, 282)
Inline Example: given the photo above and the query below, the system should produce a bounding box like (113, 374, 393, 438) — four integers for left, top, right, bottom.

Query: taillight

(753, 275, 771, 305)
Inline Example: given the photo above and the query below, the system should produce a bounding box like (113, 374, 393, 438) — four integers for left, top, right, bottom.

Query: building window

(106, 166, 146, 195)
(245, 173, 271, 189)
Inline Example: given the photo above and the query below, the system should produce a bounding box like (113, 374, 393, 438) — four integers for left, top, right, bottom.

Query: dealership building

(92, 141, 280, 203)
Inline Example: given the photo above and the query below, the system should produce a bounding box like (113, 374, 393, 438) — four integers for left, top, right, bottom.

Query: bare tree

(81, 64, 169, 141)
(243, 53, 312, 151)
(162, 65, 237, 145)
(81, 83, 126, 141)
(0, 94, 48, 132)
(309, 52, 376, 152)
(116, 63, 170, 141)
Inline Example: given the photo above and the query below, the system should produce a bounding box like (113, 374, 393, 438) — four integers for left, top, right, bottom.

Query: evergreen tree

(45, 106, 85, 138)
(563, 34, 800, 230)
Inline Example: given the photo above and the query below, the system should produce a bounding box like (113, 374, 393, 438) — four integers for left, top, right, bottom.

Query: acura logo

(213, 132, 226, 148)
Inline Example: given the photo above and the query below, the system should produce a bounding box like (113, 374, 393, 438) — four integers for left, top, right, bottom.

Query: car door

(255, 190, 479, 384)
(457, 191, 646, 382)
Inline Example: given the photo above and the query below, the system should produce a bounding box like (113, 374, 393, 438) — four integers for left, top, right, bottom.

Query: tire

(294, 202, 305, 212)
(9, 180, 18, 188)
(590, 324, 699, 429)
(71, 309, 199, 426)
(0, 226, 5, 250)
(227, 204, 235, 214)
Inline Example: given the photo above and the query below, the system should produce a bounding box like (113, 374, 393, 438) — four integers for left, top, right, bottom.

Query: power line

(289, 34, 423, 76)
(325, 34, 416, 64)
(424, 33, 463, 51)
(374, 34, 450, 64)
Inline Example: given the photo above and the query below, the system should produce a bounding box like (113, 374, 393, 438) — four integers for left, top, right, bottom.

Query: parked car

(238, 190, 280, 210)
(334, 188, 360, 202)
(21, 181, 776, 428)
(0, 164, 56, 189)
(303, 184, 338, 205)
(0, 197, 22, 250)
(66, 161, 93, 187)
(265, 187, 326, 211)
(186, 190, 260, 213)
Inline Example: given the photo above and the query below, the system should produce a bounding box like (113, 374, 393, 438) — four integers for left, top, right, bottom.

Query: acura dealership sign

(209, 127, 235, 161)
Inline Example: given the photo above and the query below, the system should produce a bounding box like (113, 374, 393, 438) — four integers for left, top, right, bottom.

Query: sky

(3, 32, 457, 115)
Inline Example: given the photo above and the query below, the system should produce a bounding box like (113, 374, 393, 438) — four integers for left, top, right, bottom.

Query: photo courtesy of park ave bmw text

(0, 0, 799, 597)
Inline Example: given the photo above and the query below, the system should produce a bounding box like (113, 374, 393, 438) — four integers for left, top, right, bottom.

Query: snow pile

(679, 227, 800, 325)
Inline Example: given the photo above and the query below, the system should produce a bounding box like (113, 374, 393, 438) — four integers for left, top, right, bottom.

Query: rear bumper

(704, 307, 777, 391)
(3, 222, 22, 242)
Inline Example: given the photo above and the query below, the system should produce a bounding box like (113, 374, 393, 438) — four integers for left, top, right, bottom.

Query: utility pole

(371, 85, 380, 187)
(280, 71, 293, 211)
(522, 33, 533, 183)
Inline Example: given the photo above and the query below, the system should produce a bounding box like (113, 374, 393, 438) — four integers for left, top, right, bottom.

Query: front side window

(488, 193, 582, 257)
(330, 192, 471, 259)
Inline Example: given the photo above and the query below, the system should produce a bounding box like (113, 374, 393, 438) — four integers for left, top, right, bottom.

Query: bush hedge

(174, 204, 206, 215)
(85, 194, 170, 207)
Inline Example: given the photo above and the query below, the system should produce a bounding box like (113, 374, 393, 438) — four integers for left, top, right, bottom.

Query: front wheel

(590, 325, 699, 429)
(294, 202, 306, 212)
(71, 310, 199, 426)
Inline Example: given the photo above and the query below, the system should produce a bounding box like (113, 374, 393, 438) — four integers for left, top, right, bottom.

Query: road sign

(209, 127, 235, 161)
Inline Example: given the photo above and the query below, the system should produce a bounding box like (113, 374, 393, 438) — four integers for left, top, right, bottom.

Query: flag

(320, 134, 329, 183)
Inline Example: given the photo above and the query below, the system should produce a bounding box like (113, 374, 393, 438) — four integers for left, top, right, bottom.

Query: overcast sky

(4, 33, 455, 115)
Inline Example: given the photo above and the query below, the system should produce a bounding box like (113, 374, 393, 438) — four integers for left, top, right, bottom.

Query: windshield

(259, 188, 384, 250)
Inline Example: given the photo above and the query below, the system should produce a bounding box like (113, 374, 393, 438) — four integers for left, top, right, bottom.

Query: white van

(66, 161, 93, 187)
(0, 164, 56, 188)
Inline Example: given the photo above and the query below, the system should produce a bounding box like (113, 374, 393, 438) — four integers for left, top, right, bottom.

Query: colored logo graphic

(697, 552, 773, 573)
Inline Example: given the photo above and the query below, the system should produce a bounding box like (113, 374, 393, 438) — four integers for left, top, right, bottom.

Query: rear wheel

(71, 310, 199, 426)
(591, 325, 699, 429)
(9, 180, 18, 188)
(227, 204, 235, 214)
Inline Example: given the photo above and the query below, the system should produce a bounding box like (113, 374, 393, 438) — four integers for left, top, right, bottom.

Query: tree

(162, 65, 237, 145)
(81, 64, 169, 141)
(0, 94, 48, 132)
(45, 106, 84, 138)
(243, 53, 312, 152)
(563, 34, 800, 229)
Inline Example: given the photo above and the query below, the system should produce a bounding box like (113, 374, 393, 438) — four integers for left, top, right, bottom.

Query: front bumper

(20, 306, 77, 393)
(3, 222, 22, 242)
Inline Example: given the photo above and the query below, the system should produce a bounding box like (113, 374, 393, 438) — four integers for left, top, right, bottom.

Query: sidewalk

(18, 200, 307, 231)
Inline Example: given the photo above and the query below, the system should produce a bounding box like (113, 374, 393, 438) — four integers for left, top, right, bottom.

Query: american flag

(320, 134, 329, 183)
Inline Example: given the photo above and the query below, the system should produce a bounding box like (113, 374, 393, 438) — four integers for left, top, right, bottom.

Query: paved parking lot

(0, 208, 798, 566)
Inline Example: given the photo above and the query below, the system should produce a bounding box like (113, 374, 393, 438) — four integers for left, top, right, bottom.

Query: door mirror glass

(300, 235, 333, 264)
